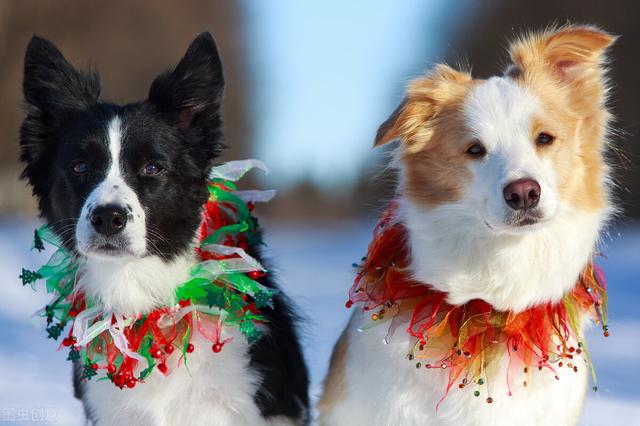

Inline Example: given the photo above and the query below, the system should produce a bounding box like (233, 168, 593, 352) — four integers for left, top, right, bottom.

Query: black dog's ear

(148, 32, 224, 132)
(20, 36, 101, 197)
(23, 36, 101, 112)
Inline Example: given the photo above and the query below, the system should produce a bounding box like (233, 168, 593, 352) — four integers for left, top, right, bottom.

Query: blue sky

(243, 0, 475, 191)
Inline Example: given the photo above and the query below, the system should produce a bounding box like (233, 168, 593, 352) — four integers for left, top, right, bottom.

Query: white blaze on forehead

(462, 77, 549, 183)
(75, 115, 147, 258)
(107, 116, 123, 179)
(94, 116, 131, 205)
(463, 76, 540, 153)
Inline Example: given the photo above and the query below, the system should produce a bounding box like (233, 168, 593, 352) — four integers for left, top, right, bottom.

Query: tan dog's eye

(465, 142, 487, 159)
(536, 132, 555, 146)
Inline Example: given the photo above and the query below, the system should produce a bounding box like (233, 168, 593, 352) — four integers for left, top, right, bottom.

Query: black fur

(21, 33, 309, 423)
(248, 240, 310, 421)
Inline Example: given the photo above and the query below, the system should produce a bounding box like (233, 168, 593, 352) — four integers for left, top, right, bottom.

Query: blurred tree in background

(0, 0, 249, 214)
(444, 0, 640, 218)
(0, 1, 637, 221)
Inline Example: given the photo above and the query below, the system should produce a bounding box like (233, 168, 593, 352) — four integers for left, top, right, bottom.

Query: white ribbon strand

(234, 189, 276, 203)
(209, 159, 268, 182)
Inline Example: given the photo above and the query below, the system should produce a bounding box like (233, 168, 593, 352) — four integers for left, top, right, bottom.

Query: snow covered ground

(0, 218, 638, 425)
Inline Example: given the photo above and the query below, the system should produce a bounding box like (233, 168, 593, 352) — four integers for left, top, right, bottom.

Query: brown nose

(503, 178, 541, 210)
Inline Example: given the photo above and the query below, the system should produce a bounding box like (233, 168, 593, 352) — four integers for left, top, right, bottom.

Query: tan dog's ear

(509, 25, 616, 82)
(374, 99, 408, 147)
(374, 65, 471, 150)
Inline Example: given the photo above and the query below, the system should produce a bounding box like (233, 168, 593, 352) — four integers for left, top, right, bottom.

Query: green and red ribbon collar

(21, 160, 276, 389)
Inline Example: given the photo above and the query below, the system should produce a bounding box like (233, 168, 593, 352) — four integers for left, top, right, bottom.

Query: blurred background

(0, 0, 638, 424)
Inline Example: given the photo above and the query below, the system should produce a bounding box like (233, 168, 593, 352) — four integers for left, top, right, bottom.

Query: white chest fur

(326, 313, 588, 426)
(76, 253, 279, 426)
(82, 329, 268, 426)
(403, 200, 606, 312)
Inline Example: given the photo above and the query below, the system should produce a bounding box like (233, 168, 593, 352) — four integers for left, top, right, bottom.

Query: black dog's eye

(465, 141, 487, 158)
(141, 161, 163, 176)
(70, 160, 88, 175)
(536, 132, 555, 146)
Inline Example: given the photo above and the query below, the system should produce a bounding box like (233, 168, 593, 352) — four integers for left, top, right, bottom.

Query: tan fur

(374, 65, 477, 207)
(318, 326, 350, 424)
(508, 26, 615, 211)
(401, 97, 475, 207)
(375, 64, 473, 150)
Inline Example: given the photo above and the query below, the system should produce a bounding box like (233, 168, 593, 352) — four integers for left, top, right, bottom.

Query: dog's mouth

(512, 216, 539, 227)
(504, 208, 547, 230)
(485, 209, 547, 233)
(81, 237, 136, 259)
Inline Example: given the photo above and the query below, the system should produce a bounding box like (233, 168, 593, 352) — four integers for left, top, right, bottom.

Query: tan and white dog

(319, 26, 616, 426)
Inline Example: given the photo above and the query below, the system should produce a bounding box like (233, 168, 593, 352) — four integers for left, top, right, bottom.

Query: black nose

(90, 204, 128, 235)
(503, 178, 541, 210)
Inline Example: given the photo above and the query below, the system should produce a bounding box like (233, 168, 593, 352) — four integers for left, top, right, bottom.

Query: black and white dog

(20, 32, 309, 425)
